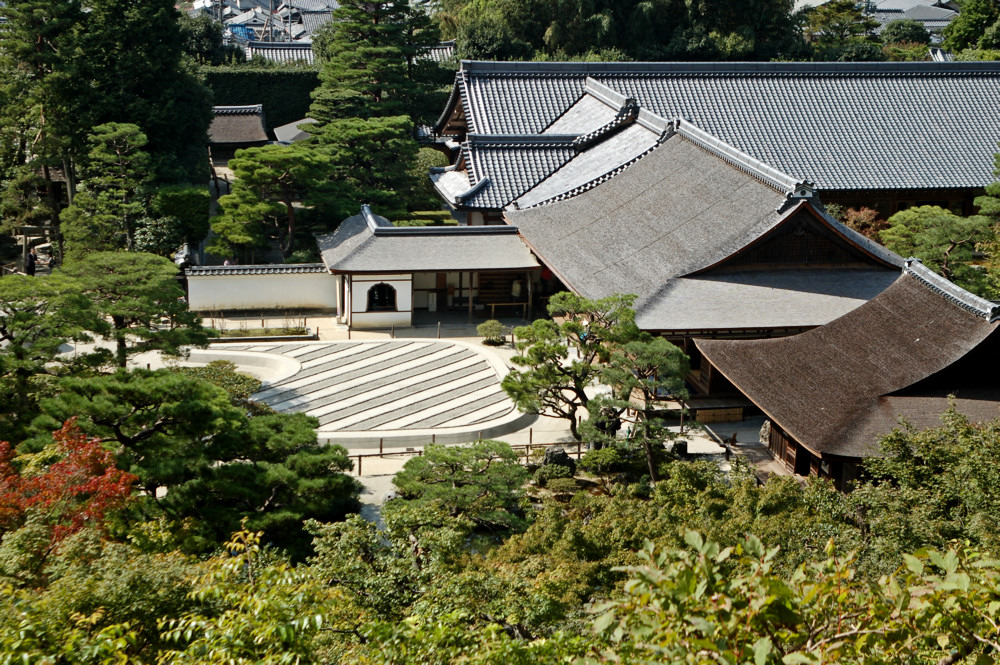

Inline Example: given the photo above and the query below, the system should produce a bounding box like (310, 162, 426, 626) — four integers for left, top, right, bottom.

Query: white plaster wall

(352, 311, 412, 328)
(188, 272, 338, 311)
(350, 274, 412, 328)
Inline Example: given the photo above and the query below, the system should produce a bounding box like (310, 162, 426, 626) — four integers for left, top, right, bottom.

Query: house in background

(433, 61, 1000, 222)
(697, 259, 1000, 490)
(872, 4, 958, 44)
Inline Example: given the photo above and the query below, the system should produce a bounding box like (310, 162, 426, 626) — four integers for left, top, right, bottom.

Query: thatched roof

(696, 260, 1000, 459)
(209, 105, 269, 146)
(507, 124, 901, 332)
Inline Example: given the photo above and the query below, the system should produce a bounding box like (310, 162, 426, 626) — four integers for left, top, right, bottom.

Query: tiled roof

(274, 117, 317, 143)
(873, 5, 957, 31)
(187, 263, 327, 276)
(433, 87, 671, 210)
(299, 10, 334, 36)
(456, 136, 578, 209)
(514, 121, 664, 209)
(696, 260, 1000, 459)
(317, 206, 540, 272)
(425, 40, 456, 63)
(441, 61, 1000, 192)
(507, 128, 902, 332)
(246, 41, 316, 64)
(284, 0, 338, 10)
(209, 105, 269, 144)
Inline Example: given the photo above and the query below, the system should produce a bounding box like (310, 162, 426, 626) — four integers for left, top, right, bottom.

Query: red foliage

(0, 419, 136, 543)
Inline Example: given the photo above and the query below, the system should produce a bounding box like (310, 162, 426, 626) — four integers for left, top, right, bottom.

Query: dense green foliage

(943, 0, 1000, 51)
(881, 18, 932, 45)
(879, 205, 993, 295)
(0, 0, 211, 264)
(58, 252, 212, 368)
(3, 405, 1000, 661)
(309, 0, 447, 126)
(439, 0, 806, 61)
(210, 143, 337, 259)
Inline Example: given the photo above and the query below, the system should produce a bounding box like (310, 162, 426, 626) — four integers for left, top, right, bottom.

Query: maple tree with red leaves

(0, 418, 136, 544)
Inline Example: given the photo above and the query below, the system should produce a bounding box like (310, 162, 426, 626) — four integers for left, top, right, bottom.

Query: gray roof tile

(317, 207, 539, 272)
(448, 61, 1000, 192)
(187, 263, 327, 276)
(508, 132, 902, 331)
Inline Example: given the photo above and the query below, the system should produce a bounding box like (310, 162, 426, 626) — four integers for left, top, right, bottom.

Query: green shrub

(533, 463, 573, 487)
(546, 477, 580, 495)
(477, 319, 506, 345)
(172, 360, 261, 400)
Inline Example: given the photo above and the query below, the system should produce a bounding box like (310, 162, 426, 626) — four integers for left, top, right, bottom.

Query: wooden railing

(350, 440, 584, 476)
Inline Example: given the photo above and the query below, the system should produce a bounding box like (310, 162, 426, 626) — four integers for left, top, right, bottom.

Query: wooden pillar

(346, 275, 352, 328)
(468, 272, 474, 322)
(334, 274, 343, 321)
(526, 270, 533, 319)
(458, 271, 464, 311)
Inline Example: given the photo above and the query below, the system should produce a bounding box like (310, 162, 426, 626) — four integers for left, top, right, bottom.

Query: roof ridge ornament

(904, 258, 1000, 321)
(572, 106, 638, 151)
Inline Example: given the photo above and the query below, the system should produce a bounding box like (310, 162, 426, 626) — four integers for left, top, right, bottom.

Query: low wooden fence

(351, 440, 584, 476)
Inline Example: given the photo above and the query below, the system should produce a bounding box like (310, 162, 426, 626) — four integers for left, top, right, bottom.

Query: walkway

(212, 340, 533, 447)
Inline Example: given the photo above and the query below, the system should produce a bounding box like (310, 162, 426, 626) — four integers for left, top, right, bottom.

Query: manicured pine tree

(67, 0, 213, 184)
(0, 0, 86, 257)
(310, 0, 443, 126)
(60, 123, 152, 259)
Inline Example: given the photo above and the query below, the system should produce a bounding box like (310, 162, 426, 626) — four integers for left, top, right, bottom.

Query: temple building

(434, 61, 1000, 222)
(315, 206, 539, 329)
(505, 118, 903, 341)
(696, 260, 1000, 490)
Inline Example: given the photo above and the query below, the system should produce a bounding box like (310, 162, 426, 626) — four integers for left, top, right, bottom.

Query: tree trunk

(642, 437, 660, 484)
(113, 315, 128, 368)
(284, 193, 296, 255)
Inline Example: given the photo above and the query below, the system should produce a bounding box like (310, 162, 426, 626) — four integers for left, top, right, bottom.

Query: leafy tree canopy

(504, 292, 638, 440)
(393, 440, 530, 532)
(210, 143, 338, 258)
(58, 251, 212, 368)
(32, 368, 360, 558)
(881, 18, 932, 44)
(943, 0, 1000, 51)
(879, 205, 993, 295)
(310, 0, 446, 126)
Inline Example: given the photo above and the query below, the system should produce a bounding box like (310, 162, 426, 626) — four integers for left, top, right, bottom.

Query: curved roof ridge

(583, 76, 629, 108)
(213, 104, 264, 115)
(361, 204, 392, 231)
(675, 118, 805, 194)
(904, 258, 1000, 321)
(466, 134, 578, 146)
(458, 60, 1000, 76)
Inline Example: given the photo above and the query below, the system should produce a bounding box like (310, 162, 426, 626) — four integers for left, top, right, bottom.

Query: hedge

(201, 65, 321, 132)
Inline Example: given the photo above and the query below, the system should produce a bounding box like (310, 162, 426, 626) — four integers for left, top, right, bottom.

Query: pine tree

(309, 0, 444, 126)
(313, 116, 420, 221)
(0, 0, 86, 257)
(63, 0, 213, 184)
(60, 123, 152, 259)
